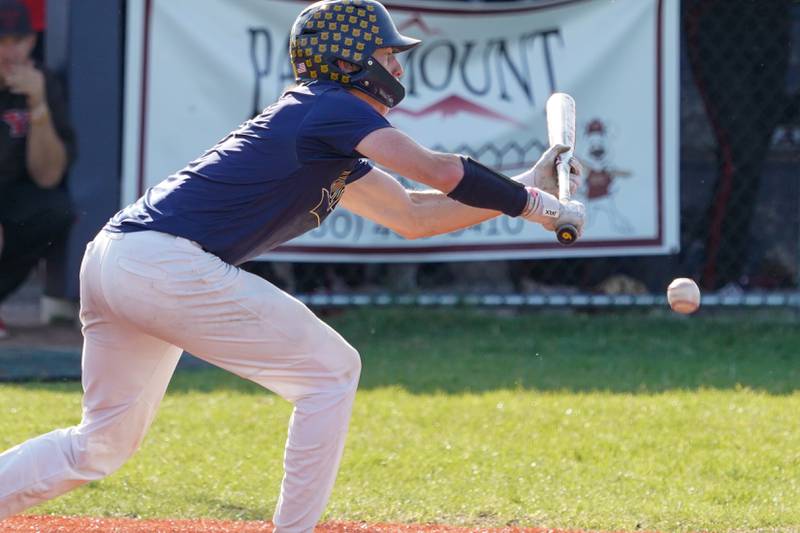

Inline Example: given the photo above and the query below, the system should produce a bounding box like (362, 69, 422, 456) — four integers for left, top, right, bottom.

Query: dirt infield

(0, 515, 613, 532)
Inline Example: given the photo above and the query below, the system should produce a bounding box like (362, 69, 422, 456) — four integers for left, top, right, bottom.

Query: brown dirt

(0, 515, 616, 532)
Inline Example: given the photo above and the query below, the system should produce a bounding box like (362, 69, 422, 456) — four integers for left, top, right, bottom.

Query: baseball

(667, 278, 701, 314)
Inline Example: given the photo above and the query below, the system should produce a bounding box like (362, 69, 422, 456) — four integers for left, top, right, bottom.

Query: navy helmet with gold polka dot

(290, 0, 420, 108)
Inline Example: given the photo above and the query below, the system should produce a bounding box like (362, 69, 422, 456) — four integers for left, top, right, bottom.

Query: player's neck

(347, 89, 389, 116)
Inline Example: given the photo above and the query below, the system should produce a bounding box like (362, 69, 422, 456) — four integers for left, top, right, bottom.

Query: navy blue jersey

(106, 82, 390, 265)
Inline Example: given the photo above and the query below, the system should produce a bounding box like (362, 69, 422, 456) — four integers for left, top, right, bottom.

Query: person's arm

(6, 62, 68, 188)
(355, 127, 463, 193)
(357, 126, 546, 224)
(340, 166, 499, 239)
(26, 101, 68, 188)
(356, 124, 583, 234)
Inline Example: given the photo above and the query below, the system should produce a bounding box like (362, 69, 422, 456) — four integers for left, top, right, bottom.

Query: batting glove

(544, 199, 586, 237)
(521, 188, 586, 237)
(514, 144, 583, 197)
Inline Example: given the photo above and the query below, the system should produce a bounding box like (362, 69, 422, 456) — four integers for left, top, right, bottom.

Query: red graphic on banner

(397, 13, 440, 36)
(390, 95, 524, 127)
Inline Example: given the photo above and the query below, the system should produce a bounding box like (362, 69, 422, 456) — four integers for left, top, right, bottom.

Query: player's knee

(343, 344, 361, 384)
(71, 428, 142, 479)
(329, 341, 361, 389)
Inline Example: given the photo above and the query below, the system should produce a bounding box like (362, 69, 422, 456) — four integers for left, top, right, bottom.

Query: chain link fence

(244, 0, 800, 309)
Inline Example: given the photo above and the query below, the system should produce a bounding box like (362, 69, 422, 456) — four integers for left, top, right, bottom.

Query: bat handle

(557, 157, 572, 202)
(555, 159, 577, 246)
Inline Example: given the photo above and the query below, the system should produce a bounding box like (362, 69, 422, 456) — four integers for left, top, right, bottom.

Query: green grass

(2, 309, 799, 532)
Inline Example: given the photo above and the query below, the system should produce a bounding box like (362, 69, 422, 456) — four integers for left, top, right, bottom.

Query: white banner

(122, 0, 679, 262)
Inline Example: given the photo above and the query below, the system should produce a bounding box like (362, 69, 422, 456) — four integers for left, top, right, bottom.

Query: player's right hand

(514, 145, 583, 197)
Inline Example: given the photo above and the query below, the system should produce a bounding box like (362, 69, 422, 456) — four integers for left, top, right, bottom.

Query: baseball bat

(545, 92, 578, 246)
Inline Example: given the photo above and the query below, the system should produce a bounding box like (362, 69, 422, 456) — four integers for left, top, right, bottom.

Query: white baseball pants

(0, 230, 361, 533)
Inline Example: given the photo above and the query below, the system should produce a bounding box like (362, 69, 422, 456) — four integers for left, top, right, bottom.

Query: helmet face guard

(290, 0, 421, 108)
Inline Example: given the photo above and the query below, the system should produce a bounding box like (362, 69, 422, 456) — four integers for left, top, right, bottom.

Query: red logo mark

(397, 13, 440, 36)
(3, 109, 29, 138)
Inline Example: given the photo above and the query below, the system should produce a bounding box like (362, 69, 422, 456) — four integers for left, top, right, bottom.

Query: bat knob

(556, 224, 578, 246)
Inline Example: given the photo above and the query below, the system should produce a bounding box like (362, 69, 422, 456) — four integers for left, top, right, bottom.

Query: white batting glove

(521, 188, 586, 237)
(521, 187, 560, 225)
(513, 144, 583, 197)
(544, 200, 586, 237)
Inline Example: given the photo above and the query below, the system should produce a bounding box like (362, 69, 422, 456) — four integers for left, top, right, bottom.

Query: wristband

(447, 156, 528, 217)
(30, 104, 49, 124)
(522, 186, 560, 223)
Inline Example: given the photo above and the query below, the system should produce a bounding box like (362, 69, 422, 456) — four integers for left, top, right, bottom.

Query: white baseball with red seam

(667, 278, 701, 314)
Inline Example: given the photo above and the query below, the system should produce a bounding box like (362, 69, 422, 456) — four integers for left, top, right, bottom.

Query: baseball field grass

(1, 308, 799, 532)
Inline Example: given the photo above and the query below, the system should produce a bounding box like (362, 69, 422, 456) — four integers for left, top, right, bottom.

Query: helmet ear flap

(350, 55, 406, 108)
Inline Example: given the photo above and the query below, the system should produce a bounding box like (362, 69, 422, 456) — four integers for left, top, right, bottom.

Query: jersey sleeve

(298, 88, 391, 160)
(347, 159, 373, 184)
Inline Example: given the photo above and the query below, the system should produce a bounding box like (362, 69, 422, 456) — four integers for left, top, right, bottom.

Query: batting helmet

(289, 0, 420, 108)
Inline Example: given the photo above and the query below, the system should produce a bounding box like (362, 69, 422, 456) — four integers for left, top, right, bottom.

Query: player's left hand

(520, 188, 585, 238)
(514, 144, 583, 197)
(541, 199, 586, 237)
(4, 61, 46, 108)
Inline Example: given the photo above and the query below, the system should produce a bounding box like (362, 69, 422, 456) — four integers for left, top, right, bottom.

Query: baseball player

(0, 1, 584, 531)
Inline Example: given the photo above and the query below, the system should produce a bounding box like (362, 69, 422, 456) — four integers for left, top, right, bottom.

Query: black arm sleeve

(446, 156, 528, 217)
